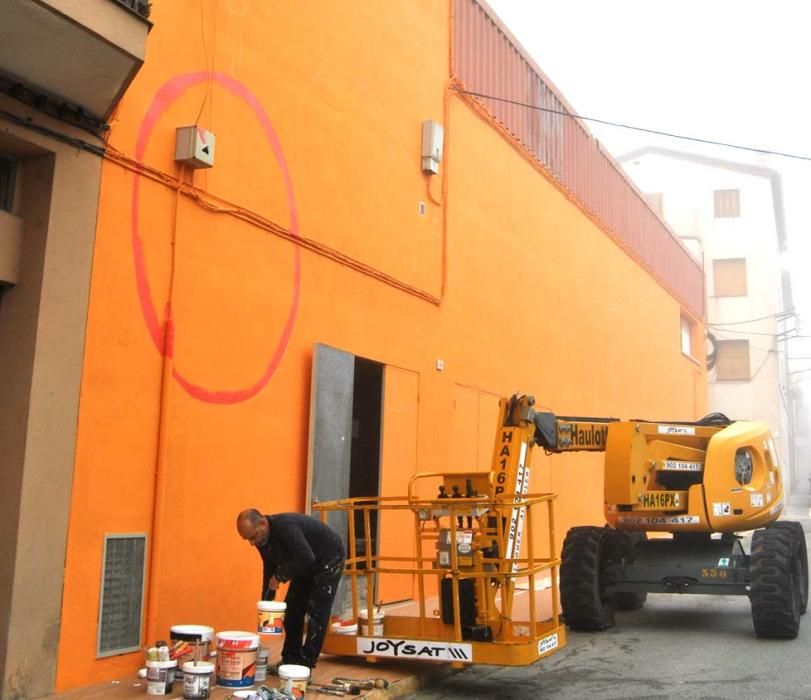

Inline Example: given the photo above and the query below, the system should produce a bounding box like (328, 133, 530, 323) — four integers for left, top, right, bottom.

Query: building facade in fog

(620, 147, 793, 483)
(0, 3, 706, 697)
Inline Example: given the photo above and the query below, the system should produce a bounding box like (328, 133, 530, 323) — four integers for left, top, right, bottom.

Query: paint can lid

(358, 608, 386, 621)
(182, 661, 215, 674)
(257, 600, 287, 612)
(330, 621, 358, 635)
(216, 630, 260, 649)
(170, 624, 214, 642)
(146, 660, 177, 669)
(278, 664, 311, 680)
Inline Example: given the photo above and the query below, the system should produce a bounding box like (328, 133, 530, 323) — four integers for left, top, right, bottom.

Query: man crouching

(237, 508, 345, 669)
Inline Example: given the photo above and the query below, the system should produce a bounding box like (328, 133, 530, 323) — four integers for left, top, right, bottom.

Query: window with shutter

(713, 258, 747, 297)
(713, 189, 740, 218)
(716, 340, 750, 380)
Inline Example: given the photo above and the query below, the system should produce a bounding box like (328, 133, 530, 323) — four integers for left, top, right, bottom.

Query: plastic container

(254, 647, 270, 683)
(171, 625, 214, 666)
(215, 631, 259, 688)
(278, 664, 310, 699)
(358, 608, 385, 636)
(182, 661, 214, 699)
(257, 600, 287, 635)
(146, 660, 177, 696)
(330, 621, 358, 635)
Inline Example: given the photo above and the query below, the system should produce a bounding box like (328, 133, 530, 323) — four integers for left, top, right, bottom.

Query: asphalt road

(408, 500, 811, 700)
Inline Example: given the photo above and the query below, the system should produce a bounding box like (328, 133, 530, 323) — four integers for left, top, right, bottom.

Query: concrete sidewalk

(52, 643, 454, 700)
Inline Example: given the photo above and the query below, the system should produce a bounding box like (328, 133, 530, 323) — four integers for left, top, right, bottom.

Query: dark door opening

(349, 357, 383, 566)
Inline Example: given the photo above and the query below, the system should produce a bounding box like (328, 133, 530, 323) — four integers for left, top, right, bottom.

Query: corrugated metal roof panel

(453, 0, 704, 318)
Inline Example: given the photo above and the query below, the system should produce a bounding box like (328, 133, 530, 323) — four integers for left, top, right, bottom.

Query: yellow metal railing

(313, 479, 562, 653)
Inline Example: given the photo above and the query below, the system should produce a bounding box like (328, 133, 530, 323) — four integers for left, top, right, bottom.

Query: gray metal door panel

(306, 343, 354, 612)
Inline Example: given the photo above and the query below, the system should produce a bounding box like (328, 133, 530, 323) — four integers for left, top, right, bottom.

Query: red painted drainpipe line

(144, 171, 184, 646)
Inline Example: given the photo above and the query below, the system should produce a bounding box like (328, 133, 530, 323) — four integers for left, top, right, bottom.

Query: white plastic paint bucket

(215, 631, 259, 688)
(278, 664, 310, 699)
(358, 608, 385, 636)
(254, 647, 270, 683)
(257, 600, 287, 634)
(182, 661, 214, 699)
(170, 625, 214, 666)
(146, 660, 177, 695)
(330, 621, 359, 635)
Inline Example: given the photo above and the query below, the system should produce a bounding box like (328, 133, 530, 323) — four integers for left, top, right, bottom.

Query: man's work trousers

(281, 554, 345, 668)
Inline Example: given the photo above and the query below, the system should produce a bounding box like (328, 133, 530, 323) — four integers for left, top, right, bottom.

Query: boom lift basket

(314, 471, 566, 666)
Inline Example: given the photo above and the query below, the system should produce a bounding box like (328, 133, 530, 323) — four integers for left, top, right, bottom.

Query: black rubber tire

(613, 531, 648, 611)
(561, 526, 620, 631)
(750, 523, 804, 639)
(767, 521, 808, 614)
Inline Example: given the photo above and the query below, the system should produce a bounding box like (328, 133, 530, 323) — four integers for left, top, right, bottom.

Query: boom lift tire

(561, 526, 623, 630)
(767, 521, 808, 613)
(750, 521, 808, 639)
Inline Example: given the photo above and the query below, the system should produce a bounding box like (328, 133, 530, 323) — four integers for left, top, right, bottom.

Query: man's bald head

(237, 508, 269, 547)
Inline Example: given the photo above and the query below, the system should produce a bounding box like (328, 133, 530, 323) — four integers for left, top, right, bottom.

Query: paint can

(170, 625, 214, 666)
(257, 600, 286, 634)
(330, 620, 358, 635)
(358, 608, 385, 636)
(254, 647, 270, 683)
(182, 661, 214, 699)
(215, 631, 259, 688)
(278, 664, 310, 698)
(146, 660, 177, 695)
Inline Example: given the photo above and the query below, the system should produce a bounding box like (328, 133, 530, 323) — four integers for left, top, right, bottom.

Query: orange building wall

(56, 1, 705, 689)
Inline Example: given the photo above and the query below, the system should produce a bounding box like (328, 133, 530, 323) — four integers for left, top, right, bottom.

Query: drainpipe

(144, 176, 183, 646)
(145, 307, 175, 646)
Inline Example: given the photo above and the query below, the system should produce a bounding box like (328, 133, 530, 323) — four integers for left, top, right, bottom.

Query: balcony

(0, 0, 151, 132)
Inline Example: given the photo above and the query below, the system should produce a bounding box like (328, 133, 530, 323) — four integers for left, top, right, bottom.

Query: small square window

(713, 258, 747, 297)
(680, 316, 694, 356)
(714, 189, 740, 218)
(716, 340, 750, 380)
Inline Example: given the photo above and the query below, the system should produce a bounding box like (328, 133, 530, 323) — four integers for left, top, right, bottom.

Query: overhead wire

(452, 88, 811, 162)
(708, 311, 796, 326)
(706, 327, 811, 340)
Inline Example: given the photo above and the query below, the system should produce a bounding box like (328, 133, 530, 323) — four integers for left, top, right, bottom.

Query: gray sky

(487, 0, 811, 382)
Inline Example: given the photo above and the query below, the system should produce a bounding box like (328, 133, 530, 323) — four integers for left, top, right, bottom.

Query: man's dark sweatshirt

(257, 513, 344, 599)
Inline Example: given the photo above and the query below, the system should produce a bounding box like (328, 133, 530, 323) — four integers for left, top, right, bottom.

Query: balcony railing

(0, 0, 151, 132)
(113, 0, 152, 20)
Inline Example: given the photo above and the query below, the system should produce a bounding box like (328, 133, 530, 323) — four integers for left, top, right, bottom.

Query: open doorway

(308, 344, 418, 607)
(348, 357, 383, 564)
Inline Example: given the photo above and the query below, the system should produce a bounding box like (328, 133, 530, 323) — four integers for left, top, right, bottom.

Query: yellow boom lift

(315, 394, 808, 669)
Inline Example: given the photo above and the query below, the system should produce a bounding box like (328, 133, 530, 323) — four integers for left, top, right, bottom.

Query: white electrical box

(175, 126, 215, 168)
(421, 120, 444, 174)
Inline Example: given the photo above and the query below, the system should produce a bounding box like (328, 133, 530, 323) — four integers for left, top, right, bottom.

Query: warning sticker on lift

(639, 491, 681, 509)
(713, 502, 731, 516)
(616, 515, 699, 526)
(357, 638, 472, 662)
(750, 493, 764, 507)
(537, 633, 559, 656)
(662, 460, 703, 472)
(657, 425, 696, 435)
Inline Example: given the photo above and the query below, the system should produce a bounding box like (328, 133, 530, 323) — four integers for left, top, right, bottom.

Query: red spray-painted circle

(131, 72, 300, 404)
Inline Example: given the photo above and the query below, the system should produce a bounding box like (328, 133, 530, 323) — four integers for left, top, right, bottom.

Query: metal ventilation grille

(97, 534, 147, 657)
